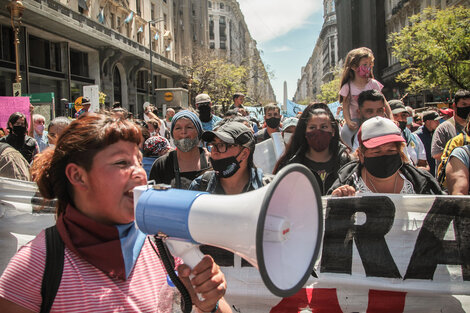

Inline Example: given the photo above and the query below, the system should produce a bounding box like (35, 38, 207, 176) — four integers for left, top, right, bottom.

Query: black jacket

(0, 134, 37, 163)
(327, 161, 444, 195)
(284, 143, 351, 195)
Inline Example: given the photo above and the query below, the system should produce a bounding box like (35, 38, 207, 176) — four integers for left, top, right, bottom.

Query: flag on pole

(124, 11, 134, 24)
(154, 32, 159, 40)
(137, 26, 143, 33)
(165, 44, 171, 52)
(97, 8, 104, 24)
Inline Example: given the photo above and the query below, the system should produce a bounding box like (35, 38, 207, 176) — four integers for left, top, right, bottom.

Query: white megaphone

(134, 163, 322, 297)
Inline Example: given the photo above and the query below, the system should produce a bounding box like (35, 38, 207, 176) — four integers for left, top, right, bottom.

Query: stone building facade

(208, 0, 276, 104)
(0, 0, 274, 118)
(294, 0, 338, 103)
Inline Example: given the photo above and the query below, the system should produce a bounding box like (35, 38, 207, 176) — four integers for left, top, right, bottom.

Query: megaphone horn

(134, 163, 323, 297)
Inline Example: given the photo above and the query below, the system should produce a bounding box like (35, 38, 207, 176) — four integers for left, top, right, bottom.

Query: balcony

(21, 0, 181, 72)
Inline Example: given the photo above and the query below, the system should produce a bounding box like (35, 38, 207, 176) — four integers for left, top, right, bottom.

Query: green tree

(182, 49, 276, 112)
(318, 68, 341, 103)
(389, 6, 470, 93)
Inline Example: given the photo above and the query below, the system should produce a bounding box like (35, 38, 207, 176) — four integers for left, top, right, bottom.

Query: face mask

(198, 105, 212, 123)
(35, 124, 45, 134)
(49, 143, 55, 149)
(305, 129, 333, 152)
(168, 116, 173, 122)
(363, 153, 403, 179)
(398, 121, 407, 131)
(358, 65, 371, 78)
(283, 132, 293, 144)
(174, 137, 199, 152)
(210, 155, 241, 178)
(12, 125, 26, 137)
(456, 106, 470, 120)
(265, 117, 280, 129)
(406, 116, 413, 125)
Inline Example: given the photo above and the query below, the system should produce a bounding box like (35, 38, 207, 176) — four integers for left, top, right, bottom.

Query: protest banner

(0, 97, 31, 130)
(253, 132, 285, 174)
(1, 177, 469, 312)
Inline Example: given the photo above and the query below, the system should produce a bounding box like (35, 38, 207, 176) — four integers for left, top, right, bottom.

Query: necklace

(365, 170, 399, 194)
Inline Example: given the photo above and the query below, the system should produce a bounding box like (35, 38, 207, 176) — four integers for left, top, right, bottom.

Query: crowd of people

(0, 46, 469, 311)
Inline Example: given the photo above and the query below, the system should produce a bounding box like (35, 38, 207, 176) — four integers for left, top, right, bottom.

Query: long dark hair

(31, 113, 142, 217)
(273, 102, 340, 174)
(339, 47, 375, 103)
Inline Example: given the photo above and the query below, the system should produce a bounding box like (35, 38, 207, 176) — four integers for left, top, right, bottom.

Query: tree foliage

(389, 6, 470, 93)
(318, 68, 341, 103)
(182, 49, 274, 110)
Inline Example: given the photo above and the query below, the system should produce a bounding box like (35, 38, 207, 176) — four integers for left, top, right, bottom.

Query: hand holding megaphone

(134, 163, 323, 298)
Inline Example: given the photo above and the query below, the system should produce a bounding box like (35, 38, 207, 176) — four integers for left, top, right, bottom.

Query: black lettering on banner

(405, 197, 470, 280)
(320, 196, 401, 278)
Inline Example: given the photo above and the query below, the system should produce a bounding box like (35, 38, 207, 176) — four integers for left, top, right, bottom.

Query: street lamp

(148, 18, 164, 106)
(7, 0, 24, 84)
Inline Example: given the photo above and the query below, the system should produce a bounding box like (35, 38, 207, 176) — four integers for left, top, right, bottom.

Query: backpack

(436, 133, 470, 190)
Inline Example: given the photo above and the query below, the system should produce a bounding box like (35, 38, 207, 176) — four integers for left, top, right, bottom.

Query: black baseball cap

(202, 121, 253, 146)
(389, 99, 407, 115)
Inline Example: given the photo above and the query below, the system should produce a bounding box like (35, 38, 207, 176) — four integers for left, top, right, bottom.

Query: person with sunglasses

(189, 121, 270, 195)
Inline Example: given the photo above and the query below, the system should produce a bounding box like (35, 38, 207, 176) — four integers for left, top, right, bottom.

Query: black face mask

(456, 106, 470, 120)
(363, 153, 403, 179)
(398, 121, 407, 131)
(12, 125, 26, 138)
(265, 117, 280, 129)
(210, 155, 241, 178)
(198, 105, 212, 123)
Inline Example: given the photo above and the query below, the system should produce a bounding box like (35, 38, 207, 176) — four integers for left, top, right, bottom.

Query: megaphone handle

(166, 240, 204, 269)
(166, 240, 205, 301)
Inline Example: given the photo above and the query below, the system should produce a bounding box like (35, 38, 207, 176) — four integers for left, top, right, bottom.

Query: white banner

(1, 177, 469, 312)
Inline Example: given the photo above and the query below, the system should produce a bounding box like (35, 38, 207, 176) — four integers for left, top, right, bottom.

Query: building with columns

(1, 0, 274, 118)
(294, 0, 338, 103)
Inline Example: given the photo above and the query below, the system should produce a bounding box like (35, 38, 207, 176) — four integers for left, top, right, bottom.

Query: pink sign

(0, 97, 31, 130)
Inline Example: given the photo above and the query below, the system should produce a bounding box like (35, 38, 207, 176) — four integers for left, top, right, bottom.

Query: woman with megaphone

(329, 116, 442, 196)
(0, 113, 231, 313)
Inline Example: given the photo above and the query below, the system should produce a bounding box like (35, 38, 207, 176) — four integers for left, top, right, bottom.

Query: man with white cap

(195, 93, 222, 131)
(329, 116, 442, 196)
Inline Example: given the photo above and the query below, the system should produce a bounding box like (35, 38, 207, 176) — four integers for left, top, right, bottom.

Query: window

(78, 0, 88, 14)
(117, 16, 121, 31)
(220, 41, 226, 50)
(151, 4, 155, 20)
(219, 16, 226, 41)
(210, 42, 215, 49)
(209, 15, 214, 40)
(136, 0, 141, 16)
(29, 35, 51, 69)
(0, 25, 14, 62)
(208, 1, 212, 8)
(70, 49, 89, 77)
(164, 14, 167, 29)
(110, 13, 115, 29)
(220, 3, 224, 10)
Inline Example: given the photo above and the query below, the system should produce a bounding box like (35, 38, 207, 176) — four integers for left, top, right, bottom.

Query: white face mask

(283, 132, 293, 144)
(48, 144, 55, 149)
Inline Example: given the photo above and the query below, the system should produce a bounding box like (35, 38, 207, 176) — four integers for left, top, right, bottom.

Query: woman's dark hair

(31, 113, 142, 217)
(7, 112, 28, 131)
(273, 102, 340, 174)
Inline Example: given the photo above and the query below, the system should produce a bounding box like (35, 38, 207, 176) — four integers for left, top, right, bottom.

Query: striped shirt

(0, 230, 179, 312)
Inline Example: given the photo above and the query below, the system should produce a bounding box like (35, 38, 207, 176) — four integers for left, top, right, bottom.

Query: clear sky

(238, 0, 324, 103)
